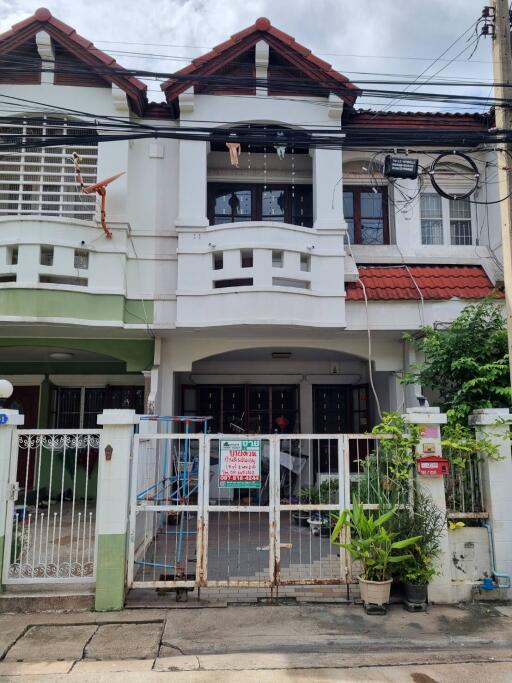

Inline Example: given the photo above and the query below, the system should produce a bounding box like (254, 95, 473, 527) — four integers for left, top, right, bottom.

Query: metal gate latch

(257, 543, 293, 551)
(9, 482, 19, 501)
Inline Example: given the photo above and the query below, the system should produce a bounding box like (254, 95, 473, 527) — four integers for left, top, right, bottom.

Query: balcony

(175, 220, 346, 329)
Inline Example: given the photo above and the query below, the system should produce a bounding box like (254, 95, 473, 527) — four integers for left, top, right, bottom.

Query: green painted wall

(0, 337, 154, 372)
(95, 533, 126, 611)
(38, 377, 50, 428)
(0, 288, 153, 325)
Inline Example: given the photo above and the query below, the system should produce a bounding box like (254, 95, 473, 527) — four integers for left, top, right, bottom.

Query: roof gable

(0, 7, 147, 114)
(161, 17, 360, 109)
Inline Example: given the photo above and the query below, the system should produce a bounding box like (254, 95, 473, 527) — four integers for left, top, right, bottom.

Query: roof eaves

(0, 7, 147, 115)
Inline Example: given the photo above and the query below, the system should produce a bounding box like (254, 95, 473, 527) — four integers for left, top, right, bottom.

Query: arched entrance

(175, 346, 372, 436)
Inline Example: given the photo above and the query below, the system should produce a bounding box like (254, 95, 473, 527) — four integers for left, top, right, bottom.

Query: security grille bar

(0, 116, 98, 219)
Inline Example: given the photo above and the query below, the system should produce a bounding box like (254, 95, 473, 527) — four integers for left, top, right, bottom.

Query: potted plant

(392, 493, 446, 605)
(305, 479, 339, 535)
(330, 499, 421, 607)
(402, 563, 437, 604)
(293, 485, 319, 526)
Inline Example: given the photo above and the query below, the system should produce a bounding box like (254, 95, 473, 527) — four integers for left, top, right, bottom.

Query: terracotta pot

(358, 576, 393, 606)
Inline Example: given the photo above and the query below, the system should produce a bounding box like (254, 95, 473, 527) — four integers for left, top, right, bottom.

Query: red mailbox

(416, 455, 449, 476)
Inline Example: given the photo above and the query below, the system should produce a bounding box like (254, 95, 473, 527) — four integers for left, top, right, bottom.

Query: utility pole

(492, 0, 512, 386)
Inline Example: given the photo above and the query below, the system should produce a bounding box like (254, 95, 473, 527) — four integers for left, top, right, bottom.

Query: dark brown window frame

(343, 185, 389, 245)
(207, 183, 313, 227)
(181, 383, 301, 434)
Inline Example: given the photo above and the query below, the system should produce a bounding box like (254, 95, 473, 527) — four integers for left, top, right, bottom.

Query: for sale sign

(219, 439, 261, 488)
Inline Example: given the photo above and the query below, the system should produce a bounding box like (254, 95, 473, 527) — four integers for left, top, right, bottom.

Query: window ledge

(205, 221, 316, 234)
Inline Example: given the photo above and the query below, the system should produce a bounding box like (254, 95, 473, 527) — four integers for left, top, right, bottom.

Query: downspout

(146, 337, 161, 415)
(481, 522, 511, 589)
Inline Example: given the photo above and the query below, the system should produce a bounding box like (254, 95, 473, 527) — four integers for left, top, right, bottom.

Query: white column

(404, 407, 454, 603)
(0, 410, 24, 588)
(175, 140, 209, 228)
(312, 148, 346, 231)
(94, 409, 139, 611)
(469, 408, 512, 595)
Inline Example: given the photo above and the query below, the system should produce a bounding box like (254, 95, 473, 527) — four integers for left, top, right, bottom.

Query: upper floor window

(420, 193, 473, 245)
(208, 184, 313, 227)
(0, 116, 98, 220)
(343, 187, 389, 245)
(449, 198, 472, 245)
(420, 193, 443, 245)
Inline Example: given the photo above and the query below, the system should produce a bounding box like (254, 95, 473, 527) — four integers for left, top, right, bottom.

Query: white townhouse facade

(0, 9, 504, 446)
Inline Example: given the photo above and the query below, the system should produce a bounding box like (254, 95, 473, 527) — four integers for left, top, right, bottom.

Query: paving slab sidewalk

(0, 602, 510, 665)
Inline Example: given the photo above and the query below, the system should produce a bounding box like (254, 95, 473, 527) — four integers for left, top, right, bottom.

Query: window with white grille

(449, 198, 472, 245)
(419, 193, 473, 246)
(420, 193, 443, 245)
(0, 116, 98, 219)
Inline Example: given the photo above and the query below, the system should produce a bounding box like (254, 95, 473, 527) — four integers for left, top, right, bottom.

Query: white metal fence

(444, 454, 486, 518)
(127, 432, 401, 591)
(3, 429, 99, 584)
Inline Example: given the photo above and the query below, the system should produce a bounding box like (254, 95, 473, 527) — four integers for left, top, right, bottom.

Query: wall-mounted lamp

(0, 379, 13, 399)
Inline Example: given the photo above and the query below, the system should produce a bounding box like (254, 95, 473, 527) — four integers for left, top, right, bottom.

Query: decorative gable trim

(0, 7, 147, 115)
(161, 17, 360, 111)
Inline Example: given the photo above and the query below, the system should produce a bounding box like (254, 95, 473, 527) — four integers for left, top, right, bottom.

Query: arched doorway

(176, 346, 371, 436)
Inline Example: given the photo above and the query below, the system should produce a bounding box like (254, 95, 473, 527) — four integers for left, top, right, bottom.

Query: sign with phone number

(219, 439, 261, 489)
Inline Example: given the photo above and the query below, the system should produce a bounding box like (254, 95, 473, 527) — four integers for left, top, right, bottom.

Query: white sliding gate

(2, 429, 99, 584)
(128, 432, 355, 591)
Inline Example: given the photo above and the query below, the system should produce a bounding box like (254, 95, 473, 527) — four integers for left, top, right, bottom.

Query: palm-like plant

(330, 500, 421, 582)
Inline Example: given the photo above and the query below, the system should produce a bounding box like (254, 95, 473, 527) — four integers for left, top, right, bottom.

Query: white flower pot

(358, 576, 393, 606)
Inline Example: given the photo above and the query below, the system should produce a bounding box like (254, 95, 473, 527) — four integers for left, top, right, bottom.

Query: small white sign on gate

(219, 439, 261, 488)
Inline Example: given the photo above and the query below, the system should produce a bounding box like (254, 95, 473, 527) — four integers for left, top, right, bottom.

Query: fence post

(469, 408, 512, 594)
(0, 409, 24, 589)
(404, 407, 454, 603)
(95, 409, 139, 611)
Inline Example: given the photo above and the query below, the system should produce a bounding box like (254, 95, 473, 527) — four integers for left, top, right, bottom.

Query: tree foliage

(404, 300, 511, 423)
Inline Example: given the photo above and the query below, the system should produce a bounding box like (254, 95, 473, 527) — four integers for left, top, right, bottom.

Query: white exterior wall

(0, 48, 505, 424)
(168, 92, 348, 329)
(0, 83, 178, 326)
(343, 150, 502, 282)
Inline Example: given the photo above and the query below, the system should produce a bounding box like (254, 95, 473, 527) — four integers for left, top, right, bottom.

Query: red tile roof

(0, 7, 147, 115)
(346, 266, 502, 301)
(161, 16, 361, 108)
(344, 109, 489, 131)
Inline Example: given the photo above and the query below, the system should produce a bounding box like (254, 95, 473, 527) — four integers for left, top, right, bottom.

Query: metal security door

(128, 430, 205, 590)
(202, 435, 277, 588)
(274, 434, 348, 587)
(3, 429, 99, 585)
(128, 432, 351, 592)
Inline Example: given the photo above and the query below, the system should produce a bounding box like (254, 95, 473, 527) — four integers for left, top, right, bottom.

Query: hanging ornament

(71, 152, 85, 190)
(263, 132, 268, 191)
(291, 145, 295, 199)
(274, 131, 286, 160)
(247, 135, 251, 173)
(226, 133, 241, 167)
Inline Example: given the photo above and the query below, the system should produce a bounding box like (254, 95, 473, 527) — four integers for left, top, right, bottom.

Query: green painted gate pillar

(0, 410, 24, 590)
(94, 409, 139, 611)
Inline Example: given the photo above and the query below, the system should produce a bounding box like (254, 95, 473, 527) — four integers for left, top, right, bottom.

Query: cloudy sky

(0, 0, 495, 110)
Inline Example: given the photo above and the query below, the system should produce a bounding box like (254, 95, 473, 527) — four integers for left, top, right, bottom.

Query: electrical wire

(379, 19, 482, 113)
(0, 54, 509, 106)
(343, 230, 383, 421)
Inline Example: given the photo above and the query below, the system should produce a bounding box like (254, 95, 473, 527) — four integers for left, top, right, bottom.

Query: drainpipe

(481, 522, 511, 589)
